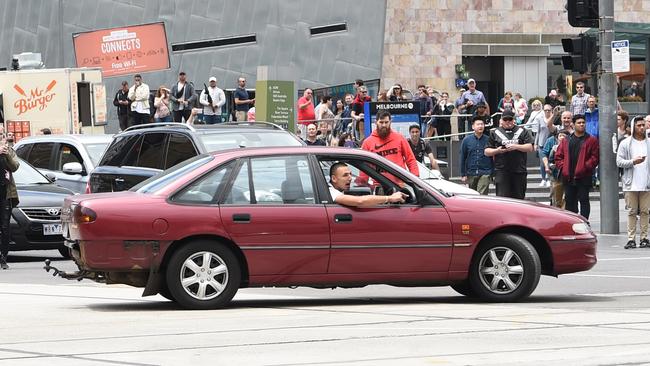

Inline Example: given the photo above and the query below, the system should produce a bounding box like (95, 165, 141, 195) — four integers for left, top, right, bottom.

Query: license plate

(43, 223, 63, 236)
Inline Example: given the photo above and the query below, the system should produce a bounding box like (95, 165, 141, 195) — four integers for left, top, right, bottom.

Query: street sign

(611, 40, 630, 73)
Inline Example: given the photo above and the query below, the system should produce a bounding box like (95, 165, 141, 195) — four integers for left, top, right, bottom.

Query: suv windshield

(198, 131, 303, 152)
(132, 155, 214, 194)
(14, 158, 50, 185)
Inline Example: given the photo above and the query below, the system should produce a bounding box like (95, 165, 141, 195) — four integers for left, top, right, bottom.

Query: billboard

(364, 101, 421, 138)
(73, 22, 170, 77)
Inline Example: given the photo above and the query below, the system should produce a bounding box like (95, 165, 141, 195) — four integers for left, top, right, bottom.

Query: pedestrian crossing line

(598, 257, 650, 261)
(566, 274, 650, 279)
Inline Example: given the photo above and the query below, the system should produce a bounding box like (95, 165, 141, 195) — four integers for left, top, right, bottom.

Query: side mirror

(415, 186, 437, 206)
(345, 186, 372, 196)
(62, 162, 84, 175)
(44, 172, 57, 182)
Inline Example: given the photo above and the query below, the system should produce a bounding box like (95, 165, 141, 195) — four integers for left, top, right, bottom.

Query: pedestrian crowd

(112, 73, 650, 250)
(113, 71, 255, 130)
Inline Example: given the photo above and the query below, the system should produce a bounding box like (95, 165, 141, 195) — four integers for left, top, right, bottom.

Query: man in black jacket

(113, 81, 130, 131)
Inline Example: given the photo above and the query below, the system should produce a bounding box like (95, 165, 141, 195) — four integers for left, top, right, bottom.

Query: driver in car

(329, 162, 406, 207)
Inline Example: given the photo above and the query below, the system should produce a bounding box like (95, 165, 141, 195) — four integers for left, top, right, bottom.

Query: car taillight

(73, 205, 97, 223)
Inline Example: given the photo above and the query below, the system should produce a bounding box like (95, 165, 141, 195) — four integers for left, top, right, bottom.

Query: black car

(10, 158, 75, 257)
(88, 122, 305, 193)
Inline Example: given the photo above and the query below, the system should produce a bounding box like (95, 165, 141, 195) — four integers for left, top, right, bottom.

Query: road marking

(566, 274, 650, 279)
(579, 290, 650, 297)
(598, 257, 650, 261)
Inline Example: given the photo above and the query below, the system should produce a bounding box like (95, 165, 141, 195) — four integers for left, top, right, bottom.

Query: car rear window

(198, 131, 303, 152)
(99, 134, 141, 166)
(132, 155, 214, 194)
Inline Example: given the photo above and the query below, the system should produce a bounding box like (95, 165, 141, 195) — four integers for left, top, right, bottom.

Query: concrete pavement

(0, 199, 649, 365)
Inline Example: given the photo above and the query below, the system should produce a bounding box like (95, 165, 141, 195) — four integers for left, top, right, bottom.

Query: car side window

(56, 144, 83, 170)
(137, 133, 167, 169)
(224, 160, 251, 204)
(26, 143, 54, 169)
(165, 133, 198, 169)
(250, 156, 314, 205)
(172, 162, 233, 204)
(15, 144, 31, 160)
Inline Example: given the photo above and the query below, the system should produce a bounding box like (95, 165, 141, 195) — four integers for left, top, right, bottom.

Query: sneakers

(624, 240, 637, 249)
(539, 180, 546, 187)
(640, 238, 650, 248)
(0, 255, 7, 270)
(544, 180, 551, 188)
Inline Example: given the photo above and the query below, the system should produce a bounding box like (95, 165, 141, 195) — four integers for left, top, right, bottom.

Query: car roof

(209, 146, 380, 161)
(15, 134, 113, 145)
(116, 122, 288, 137)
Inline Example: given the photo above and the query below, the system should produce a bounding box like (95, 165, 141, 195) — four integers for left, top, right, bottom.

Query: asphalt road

(1, 200, 649, 365)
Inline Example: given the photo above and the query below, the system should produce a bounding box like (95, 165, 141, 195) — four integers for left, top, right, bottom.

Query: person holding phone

(0, 130, 19, 269)
(554, 115, 599, 221)
(128, 74, 151, 126)
(617, 118, 650, 249)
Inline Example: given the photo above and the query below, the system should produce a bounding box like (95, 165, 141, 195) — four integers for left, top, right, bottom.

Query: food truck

(0, 68, 106, 141)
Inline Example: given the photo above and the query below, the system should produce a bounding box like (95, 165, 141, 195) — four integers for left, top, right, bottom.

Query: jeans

(564, 183, 591, 220)
(0, 192, 12, 258)
(172, 110, 191, 123)
(155, 115, 172, 123)
(538, 148, 547, 181)
(204, 114, 222, 125)
(132, 112, 150, 125)
(118, 113, 129, 131)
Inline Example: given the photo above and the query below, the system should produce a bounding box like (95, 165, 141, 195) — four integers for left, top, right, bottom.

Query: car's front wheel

(468, 234, 541, 302)
(165, 241, 241, 310)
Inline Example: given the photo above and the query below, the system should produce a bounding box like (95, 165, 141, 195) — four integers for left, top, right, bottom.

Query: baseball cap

(501, 110, 515, 120)
(209, 77, 217, 82)
(467, 78, 476, 84)
(179, 71, 186, 75)
(477, 101, 487, 108)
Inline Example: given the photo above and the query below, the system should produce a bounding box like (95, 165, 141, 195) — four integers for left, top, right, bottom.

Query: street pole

(598, 0, 618, 233)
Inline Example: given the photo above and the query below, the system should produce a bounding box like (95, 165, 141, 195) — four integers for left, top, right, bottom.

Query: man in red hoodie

(554, 114, 599, 220)
(361, 111, 419, 181)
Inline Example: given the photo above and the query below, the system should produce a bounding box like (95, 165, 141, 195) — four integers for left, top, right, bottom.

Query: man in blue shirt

(584, 96, 598, 138)
(459, 115, 494, 195)
(234, 77, 254, 122)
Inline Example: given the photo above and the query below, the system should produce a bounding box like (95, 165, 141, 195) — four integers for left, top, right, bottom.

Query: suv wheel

(468, 234, 541, 302)
(165, 241, 240, 310)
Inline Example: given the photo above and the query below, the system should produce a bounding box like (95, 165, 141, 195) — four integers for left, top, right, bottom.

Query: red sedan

(55, 147, 596, 309)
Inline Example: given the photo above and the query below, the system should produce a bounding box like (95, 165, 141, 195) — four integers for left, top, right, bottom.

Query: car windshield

(198, 131, 303, 152)
(132, 155, 214, 194)
(13, 158, 50, 185)
(83, 142, 110, 166)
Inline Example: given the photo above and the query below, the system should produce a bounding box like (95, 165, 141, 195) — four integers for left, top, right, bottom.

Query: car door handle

(114, 178, 125, 183)
(232, 213, 251, 223)
(334, 214, 352, 223)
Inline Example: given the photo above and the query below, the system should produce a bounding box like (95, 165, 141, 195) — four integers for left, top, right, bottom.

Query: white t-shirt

(630, 138, 649, 191)
(328, 184, 343, 202)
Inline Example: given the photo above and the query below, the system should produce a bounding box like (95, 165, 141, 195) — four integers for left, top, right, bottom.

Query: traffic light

(567, 0, 599, 28)
(561, 35, 597, 74)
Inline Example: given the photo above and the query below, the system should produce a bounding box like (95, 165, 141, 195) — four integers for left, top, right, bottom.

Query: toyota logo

(47, 208, 60, 216)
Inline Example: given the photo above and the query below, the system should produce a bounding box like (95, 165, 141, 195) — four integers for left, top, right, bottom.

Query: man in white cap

(200, 76, 226, 124)
(458, 79, 488, 137)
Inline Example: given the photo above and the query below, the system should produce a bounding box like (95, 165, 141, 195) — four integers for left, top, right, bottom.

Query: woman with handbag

(154, 86, 172, 123)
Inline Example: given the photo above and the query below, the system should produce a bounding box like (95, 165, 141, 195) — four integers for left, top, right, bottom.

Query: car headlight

(572, 222, 591, 234)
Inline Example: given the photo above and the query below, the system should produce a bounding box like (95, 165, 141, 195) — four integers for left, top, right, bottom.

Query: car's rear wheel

(468, 234, 541, 302)
(165, 241, 240, 310)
